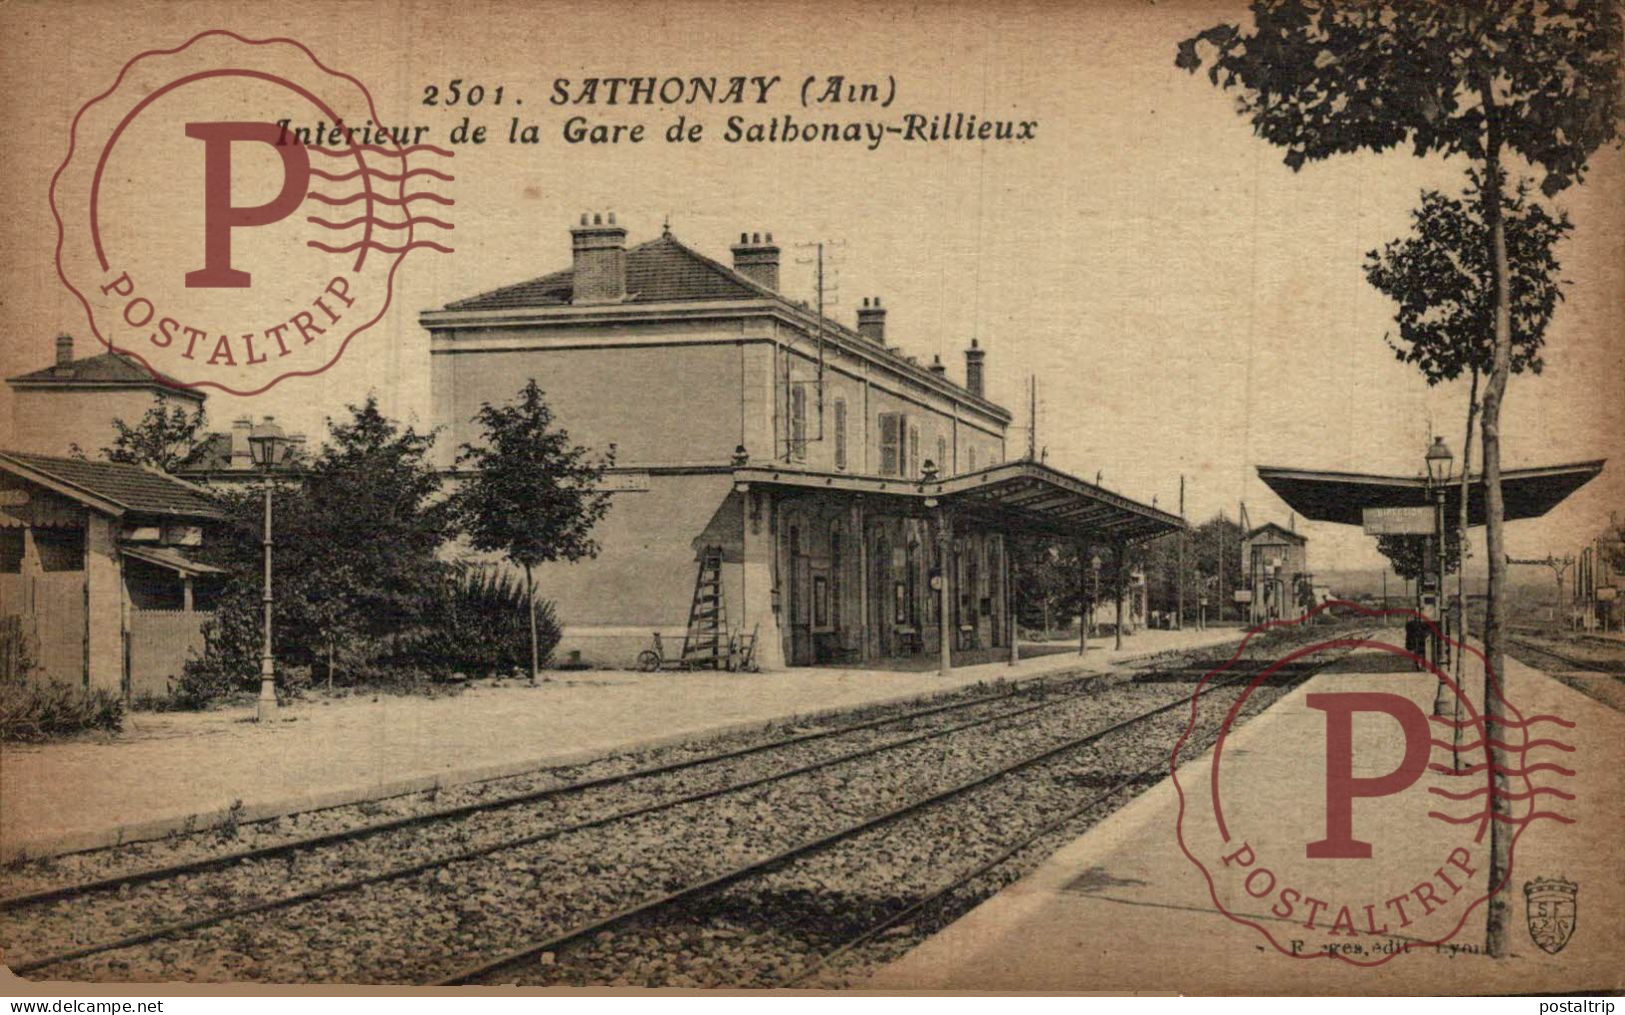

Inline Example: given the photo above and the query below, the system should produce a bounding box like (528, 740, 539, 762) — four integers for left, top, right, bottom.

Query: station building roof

(0, 451, 223, 520)
(1255, 460, 1605, 528)
(734, 459, 1184, 544)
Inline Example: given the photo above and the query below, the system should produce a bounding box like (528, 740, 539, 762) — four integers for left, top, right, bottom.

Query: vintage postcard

(0, 0, 1621, 998)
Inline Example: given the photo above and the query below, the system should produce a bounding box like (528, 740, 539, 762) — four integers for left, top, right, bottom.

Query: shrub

(0, 678, 124, 742)
(392, 564, 559, 679)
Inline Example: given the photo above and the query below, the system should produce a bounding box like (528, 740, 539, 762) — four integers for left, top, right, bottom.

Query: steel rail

(6, 675, 1128, 977)
(782, 693, 1258, 987)
(1508, 636, 1613, 675)
(433, 673, 1258, 986)
(1, 668, 1098, 913)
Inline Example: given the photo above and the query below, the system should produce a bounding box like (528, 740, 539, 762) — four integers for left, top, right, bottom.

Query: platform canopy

(1256, 460, 1605, 528)
(734, 459, 1184, 544)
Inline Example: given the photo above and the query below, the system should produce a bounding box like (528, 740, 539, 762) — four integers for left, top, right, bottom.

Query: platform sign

(1362, 506, 1436, 536)
(1599, 586, 1618, 602)
(1232, 589, 1253, 604)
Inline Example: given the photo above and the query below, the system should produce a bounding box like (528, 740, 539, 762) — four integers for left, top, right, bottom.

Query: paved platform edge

(2, 640, 1228, 863)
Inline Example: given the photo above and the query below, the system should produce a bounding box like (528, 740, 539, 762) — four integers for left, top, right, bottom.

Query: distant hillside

(1313, 568, 1556, 601)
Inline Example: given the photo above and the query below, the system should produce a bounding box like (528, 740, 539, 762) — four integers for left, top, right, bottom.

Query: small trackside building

(0, 451, 225, 697)
(423, 214, 1183, 671)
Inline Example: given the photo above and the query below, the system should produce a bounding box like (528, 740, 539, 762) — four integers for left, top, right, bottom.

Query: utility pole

(788, 239, 845, 459)
(1028, 375, 1038, 461)
(1177, 475, 1186, 630)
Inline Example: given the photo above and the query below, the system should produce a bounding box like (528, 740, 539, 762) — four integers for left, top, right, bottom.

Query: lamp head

(248, 417, 290, 470)
(1425, 436, 1453, 486)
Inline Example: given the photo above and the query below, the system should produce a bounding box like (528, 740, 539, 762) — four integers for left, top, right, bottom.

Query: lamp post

(248, 418, 293, 722)
(1425, 436, 1454, 715)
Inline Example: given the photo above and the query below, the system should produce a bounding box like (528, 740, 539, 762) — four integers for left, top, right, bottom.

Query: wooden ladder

(680, 545, 727, 669)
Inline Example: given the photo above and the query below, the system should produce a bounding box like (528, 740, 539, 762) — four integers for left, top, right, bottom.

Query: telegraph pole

(789, 239, 845, 457)
(1177, 474, 1186, 630)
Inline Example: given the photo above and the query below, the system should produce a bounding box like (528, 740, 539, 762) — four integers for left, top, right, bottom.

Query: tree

(1178, 0, 1622, 955)
(1009, 537, 1081, 634)
(188, 397, 456, 694)
(101, 393, 207, 471)
(1375, 528, 1463, 583)
(1366, 182, 1569, 699)
(455, 380, 615, 684)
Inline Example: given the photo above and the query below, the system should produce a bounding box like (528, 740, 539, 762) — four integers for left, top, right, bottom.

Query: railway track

(0, 669, 1100, 910)
(1506, 634, 1625, 712)
(442, 651, 1330, 988)
(2, 630, 1352, 985)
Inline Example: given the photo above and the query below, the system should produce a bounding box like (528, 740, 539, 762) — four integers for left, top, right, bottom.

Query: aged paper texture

(1, 0, 1621, 995)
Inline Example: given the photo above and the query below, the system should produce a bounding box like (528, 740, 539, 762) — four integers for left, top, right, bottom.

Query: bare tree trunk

(1451, 367, 1479, 769)
(524, 562, 540, 686)
(1478, 92, 1513, 959)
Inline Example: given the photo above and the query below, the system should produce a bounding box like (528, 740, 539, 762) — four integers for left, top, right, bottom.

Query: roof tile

(0, 451, 222, 518)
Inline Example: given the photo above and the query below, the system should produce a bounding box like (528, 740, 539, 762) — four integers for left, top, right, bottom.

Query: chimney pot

(856, 297, 887, 344)
(570, 211, 629, 303)
(964, 339, 986, 398)
(55, 333, 74, 367)
(730, 230, 780, 291)
(929, 354, 947, 377)
(230, 416, 254, 470)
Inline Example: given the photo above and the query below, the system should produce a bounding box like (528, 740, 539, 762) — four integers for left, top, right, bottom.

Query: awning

(1256, 460, 1605, 528)
(733, 460, 1184, 543)
(121, 544, 226, 577)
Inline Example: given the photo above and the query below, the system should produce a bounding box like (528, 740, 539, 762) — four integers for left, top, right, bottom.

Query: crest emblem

(1524, 877, 1579, 954)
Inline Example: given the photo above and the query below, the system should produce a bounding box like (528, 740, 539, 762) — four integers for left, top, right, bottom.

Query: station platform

(872, 637, 1623, 994)
(0, 627, 1241, 863)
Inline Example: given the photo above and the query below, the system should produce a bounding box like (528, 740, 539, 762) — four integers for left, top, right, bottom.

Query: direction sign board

(1362, 506, 1436, 536)
(1232, 589, 1253, 604)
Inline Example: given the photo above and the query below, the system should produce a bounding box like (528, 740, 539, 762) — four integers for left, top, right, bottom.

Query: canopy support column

(1006, 534, 1018, 666)
(936, 504, 953, 676)
(1115, 539, 1127, 651)
(1077, 540, 1089, 657)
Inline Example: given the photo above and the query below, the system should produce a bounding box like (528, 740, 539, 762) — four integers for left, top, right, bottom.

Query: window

(834, 398, 848, 470)
(936, 436, 947, 476)
(790, 384, 807, 461)
(34, 528, 85, 573)
(968, 446, 977, 471)
(879, 412, 907, 477)
(909, 426, 920, 478)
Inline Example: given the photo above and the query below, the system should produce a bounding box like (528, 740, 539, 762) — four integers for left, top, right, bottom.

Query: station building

(0, 451, 225, 696)
(1239, 522, 1311, 623)
(425, 214, 1183, 670)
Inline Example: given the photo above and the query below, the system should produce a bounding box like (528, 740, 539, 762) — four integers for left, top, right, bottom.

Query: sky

(1, 0, 1620, 573)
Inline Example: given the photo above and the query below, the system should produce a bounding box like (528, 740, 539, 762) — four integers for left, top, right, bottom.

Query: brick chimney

(570, 212, 627, 304)
(965, 338, 986, 399)
(730, 232, 779, 290)
(856, 297, 886, 343)
(55, 334, 74, 367)
(928, 354, 947, 378)
(230, 417, 254, 470)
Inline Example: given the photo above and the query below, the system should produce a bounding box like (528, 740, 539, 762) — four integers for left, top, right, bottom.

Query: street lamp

(1424, 437, 1454, 709)
(248, 417, 294, 722)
